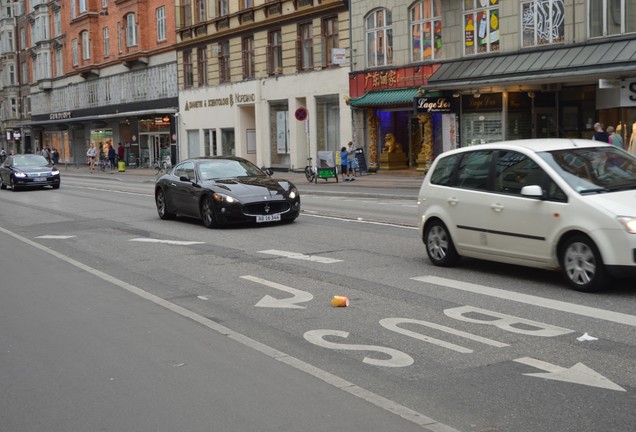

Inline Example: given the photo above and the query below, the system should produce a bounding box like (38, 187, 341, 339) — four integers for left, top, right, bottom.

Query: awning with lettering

(17, 107, 177, 127)
(348, 88, 421, 108)
(425, 38, 636, 90)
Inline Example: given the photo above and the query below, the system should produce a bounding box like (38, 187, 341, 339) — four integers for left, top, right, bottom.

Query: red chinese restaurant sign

(349, 64, 439, 98)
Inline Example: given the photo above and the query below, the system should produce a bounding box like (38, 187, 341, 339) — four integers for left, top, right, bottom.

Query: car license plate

(256, 214, 281, 223)
(33, 177, 46, 182)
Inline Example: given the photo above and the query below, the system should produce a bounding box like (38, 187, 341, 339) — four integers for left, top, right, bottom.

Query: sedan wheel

(560, 235, 608, 292)
(155, 189, 175, 220)
(10, 177, 19, 192)
(424, 220, 459, 267)
(200, 196, 217, 228)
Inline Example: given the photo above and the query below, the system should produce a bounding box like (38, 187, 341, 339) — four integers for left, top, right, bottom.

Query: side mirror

(520, 185, 544, 199)
(179, 176, 190, 182)
(262, 167, 274, 176)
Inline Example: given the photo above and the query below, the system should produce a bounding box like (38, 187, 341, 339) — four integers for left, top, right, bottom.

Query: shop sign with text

(414, 96, 453, 113)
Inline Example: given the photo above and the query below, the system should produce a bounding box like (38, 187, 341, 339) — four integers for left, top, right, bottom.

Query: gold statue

(383, 133, 403, 153)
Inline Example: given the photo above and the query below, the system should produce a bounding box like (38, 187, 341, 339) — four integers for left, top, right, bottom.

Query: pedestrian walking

(339, 146, 348, 182)
(86, 142, 97, 173)
(0, 147, 6, 163)
(592, 122, 610, 143)
(607, 126, 623, 148)
(108, 144, 117, 170)
(345, 141, 357, 182)
(51, 148, 59, 165)
(41, 146, 51, 164)
(117, 142, 125, 161)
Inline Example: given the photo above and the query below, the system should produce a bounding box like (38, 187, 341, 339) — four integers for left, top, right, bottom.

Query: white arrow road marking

(514, 357, 626, 392)
(241, 275, 314, 309)
(129, 238, 205, 246)
(258, 249, 342, 263)
(35, 235, 76, 239)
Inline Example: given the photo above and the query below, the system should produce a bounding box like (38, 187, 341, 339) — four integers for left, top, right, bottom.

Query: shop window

(461, 93, 503, 147)
(410, 0, 442, 62)
(366, 8, 392, 67)
(463, 0, 499, 55)
(589, 0, 636, 37)
(521, 0, 565, 47)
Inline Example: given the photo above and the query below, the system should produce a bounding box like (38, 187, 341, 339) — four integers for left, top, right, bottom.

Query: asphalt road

(1, 175, 634, 432)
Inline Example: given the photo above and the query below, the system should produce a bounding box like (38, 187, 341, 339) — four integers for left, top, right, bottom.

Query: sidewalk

(60, 163, 424, 199)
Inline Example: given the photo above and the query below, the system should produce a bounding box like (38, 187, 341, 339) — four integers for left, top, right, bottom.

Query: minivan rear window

(430, 154, 460, 186)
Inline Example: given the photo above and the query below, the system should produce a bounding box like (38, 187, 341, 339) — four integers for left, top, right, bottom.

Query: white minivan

(417, 139, 636, 292)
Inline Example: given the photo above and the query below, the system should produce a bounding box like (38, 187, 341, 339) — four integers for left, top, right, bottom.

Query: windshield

(198, 159, 265, 180)
(12, 155, 49, 167)
(538, 147, 636, 194)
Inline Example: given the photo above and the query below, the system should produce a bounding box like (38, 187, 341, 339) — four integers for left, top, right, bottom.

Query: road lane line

(301, 213, 418, 229)
(35, 235, 76, 239)
(258, 249, 343, 263)
(129, 238, 205, 246)
(0, 225, 459, 432)
(412, 276, 636, 327)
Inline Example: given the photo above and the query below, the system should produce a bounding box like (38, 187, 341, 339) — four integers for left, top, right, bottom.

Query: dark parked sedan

(0, 154, 61, 191)
(155, 157, 300, 227)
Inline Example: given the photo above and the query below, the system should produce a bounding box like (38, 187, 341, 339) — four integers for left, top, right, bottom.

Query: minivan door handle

(447, 197, 458, 206)
(491, 203, 504, 212)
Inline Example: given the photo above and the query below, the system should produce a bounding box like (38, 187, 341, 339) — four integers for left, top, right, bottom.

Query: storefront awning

(425, 38, 636, 90)
(16, 107, 177, 128)
(348, 88, 421, 107)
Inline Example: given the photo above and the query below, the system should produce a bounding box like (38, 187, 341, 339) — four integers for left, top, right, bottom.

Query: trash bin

(118, 161, 126, 172)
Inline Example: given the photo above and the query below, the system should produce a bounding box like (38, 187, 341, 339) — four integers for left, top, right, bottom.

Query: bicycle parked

(304, 157, 316, 182)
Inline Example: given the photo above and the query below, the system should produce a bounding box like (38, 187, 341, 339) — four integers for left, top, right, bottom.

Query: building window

(72, 39, 78, 66)
(54, 10, 61, 36)
(8, 64, 15, 85)
(241, 0, 253, 9)
(463, 0, 499, 55)
(20, 27, 26, 50)
(218, 0, 229, 16)
(181, 0, 192, 27)
(521, 0, 565, 46)
(70, 0, 76, 19)
(118, 22, 123, 53)
(79, 0, 87, 13)
(36, 51, 51, 80)
(219, 41, 230, 83)
(323, 16, 338, 67)
(195, 0, 206, 23)
(589, 0, 636, 37)
(81, 31, 90, 60)
(410, 0, 442, 62)
(366, 8, 392, 67)
(242, 35, 255, 79)
(157, 6, 166, 41)
(183, 50, 193, 88)
(21, 61, 28, 83)
(268, 29, 283, 75)
(126, 13, 138, 47)
(197, 46, 208, 86)
(55, 48, 63, 77)
(297, 22, 313, 71)
(103, 27, 110, 57)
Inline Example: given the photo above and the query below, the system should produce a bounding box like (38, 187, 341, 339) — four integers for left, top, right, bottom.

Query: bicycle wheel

(304, 166, 315, 182)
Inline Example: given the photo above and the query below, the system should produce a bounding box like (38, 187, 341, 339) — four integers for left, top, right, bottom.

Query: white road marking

(304, 329, 414, 368)
(129, 238, 205, 246)
(35, 235, 76, 239)
(241, 275, 313, 309)
(413, 276, 636, 327)
(514, 357, 625, 392)
(380, 317, 509, 352)
(0, 224, 458, 431)
(64, 184, 152, 197)
(302, 213, 418, 229)
(258, 249, 343, 263)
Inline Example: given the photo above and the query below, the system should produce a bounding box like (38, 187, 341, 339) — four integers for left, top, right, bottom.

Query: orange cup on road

(331, 295, 350, 307)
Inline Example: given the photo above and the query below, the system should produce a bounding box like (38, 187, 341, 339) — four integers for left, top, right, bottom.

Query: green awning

(348, 88, 420, 108)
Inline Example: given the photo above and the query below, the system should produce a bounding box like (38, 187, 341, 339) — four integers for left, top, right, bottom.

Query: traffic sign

(295, 107, 308, 121)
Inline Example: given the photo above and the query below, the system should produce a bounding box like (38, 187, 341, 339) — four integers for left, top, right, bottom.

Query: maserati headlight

(213, 192, 239, 203)
(288, 188, 298, 200)
(617, 216, 636, 233)
(14, 171, 26, 178)
(51, 169, 60, 175)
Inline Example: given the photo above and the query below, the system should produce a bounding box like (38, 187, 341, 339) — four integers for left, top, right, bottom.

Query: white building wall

(179, 66, 351, 170)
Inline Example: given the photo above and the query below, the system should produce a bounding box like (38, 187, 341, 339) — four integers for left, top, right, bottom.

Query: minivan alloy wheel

(424, 221, 459, 267)
(561, 235, 608, 292)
